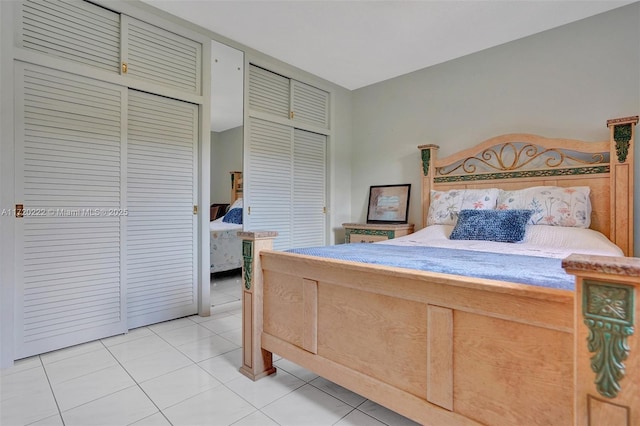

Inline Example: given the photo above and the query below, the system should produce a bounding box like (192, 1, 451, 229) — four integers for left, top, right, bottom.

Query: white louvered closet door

(291, 81, 330, 129)
(126, 90, 198, 329)
(246, 64, 329, 250)
(248, 65, 290, 119)
(18, 0, 121, 74)
(292, 129, 326, 248)
(14, 63, 127, 359)
(246, 118, 293, 250)
(123, 16, 202, 95)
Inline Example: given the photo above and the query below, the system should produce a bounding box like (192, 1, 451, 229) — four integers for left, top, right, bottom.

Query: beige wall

(350, 3, 640, 250)
(329, 85, 353, 244)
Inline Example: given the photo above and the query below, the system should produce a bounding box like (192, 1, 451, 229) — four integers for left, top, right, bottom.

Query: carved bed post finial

(613, 125, 632, 163)
(607, 116, 638, 257)
(418, 144, 439, 228)
(238, 231, 278, 381)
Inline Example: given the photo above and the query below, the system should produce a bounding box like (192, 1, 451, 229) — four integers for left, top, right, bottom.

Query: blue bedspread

(287, 244, 574, 290)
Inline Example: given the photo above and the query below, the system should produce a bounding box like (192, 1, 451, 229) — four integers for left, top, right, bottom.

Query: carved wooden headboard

(419, 116, 638, 256)
(230, 171, 243, 204)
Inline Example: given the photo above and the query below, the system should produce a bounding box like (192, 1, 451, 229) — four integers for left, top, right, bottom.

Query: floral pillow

(427, 188, 499, 226)
(496, 186, 591, 228)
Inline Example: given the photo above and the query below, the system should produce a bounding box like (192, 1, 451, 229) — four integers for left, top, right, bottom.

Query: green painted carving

(352, 229, 395, 238)
(434, 165, 609, 184)
(583, 280, 635, 398)
(421, 149, 431, 176)
(345, 229, 394, 243)
(613, 124, 632, 163)
(242, 240, 253, 290)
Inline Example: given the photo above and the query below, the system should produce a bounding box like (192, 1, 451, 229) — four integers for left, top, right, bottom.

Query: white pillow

(497, 186, 591, 228)
(427, 188, 499, 226)
(523, 225, 621, 255)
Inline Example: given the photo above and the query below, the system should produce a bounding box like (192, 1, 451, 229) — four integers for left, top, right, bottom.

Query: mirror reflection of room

(209, 39, 244, 308)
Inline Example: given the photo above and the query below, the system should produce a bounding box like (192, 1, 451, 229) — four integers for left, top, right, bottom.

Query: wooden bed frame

(239, 117, 639, 426)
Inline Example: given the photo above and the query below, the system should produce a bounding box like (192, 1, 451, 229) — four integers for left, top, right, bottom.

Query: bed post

(607, 116, 638, 257)
(238, 231, 278, 380)
(563, 255, 640, 426)
(417, 144, 439, 228)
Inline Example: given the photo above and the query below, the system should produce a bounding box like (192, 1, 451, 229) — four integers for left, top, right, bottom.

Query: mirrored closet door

(209, 40, 244, 307)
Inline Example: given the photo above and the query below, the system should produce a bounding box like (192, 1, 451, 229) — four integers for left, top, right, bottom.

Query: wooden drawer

(343, 223, 414, 244)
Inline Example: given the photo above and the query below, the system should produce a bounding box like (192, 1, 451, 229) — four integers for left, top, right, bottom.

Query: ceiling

(141, 0, 635, 131)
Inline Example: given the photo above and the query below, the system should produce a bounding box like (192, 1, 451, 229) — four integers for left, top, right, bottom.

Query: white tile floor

(211, 270, 243, 307)
(0, 275, 419, 426)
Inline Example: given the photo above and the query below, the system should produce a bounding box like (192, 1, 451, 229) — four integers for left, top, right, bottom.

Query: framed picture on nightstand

(366, 184, 411, 224)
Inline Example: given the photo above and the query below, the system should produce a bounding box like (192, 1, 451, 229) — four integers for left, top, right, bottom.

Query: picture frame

(366, 184, 411, 224)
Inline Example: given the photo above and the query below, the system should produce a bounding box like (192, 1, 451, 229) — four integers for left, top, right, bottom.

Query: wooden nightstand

(343, 223, 414, 243)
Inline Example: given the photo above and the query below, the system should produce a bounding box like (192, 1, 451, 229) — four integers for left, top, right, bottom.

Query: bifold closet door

(292, 129, 326, 248)
(245, 119, 327, 250)
(14, 62, 127, 359)
(245, 118, 293, 250)
(126, 90, 198, 329)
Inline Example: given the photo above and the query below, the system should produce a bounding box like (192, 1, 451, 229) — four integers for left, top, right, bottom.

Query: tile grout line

(40, 338, 165, 423)
(218, 378, 304, 425)
(100, 339, 175, 426)
(304, 379, 363, 425)
(150, 309, 281, 424)
(230, 406, 281, 426)
(35, 354, 66, 426)
(128, 317, 243, 420)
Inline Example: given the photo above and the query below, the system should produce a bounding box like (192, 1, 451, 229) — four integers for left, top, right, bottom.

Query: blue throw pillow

(222, 208, 242, 224)
(449, 209, 534, 243)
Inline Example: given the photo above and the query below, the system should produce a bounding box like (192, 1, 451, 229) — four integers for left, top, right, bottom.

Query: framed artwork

(366, 184, 411, 224)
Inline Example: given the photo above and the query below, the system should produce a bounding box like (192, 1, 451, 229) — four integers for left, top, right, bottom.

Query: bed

(209, 210, 242, 273)
(210, 172, 244, 273)
(238, 117, 639, 426)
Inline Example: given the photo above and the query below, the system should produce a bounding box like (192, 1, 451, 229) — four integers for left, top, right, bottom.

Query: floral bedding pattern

(210, 228, 242, 273)
(497, 186, 591, 228)
(427, 188, 499, 226)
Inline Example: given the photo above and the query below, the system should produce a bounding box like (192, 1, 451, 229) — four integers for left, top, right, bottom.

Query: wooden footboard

(258, 255, 574, 426)
(239, 232, 639, 425)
